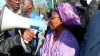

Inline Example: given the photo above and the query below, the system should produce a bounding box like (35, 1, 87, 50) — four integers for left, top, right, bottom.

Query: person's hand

(22, 29, 36, 42)
(0, 52, 10, 56)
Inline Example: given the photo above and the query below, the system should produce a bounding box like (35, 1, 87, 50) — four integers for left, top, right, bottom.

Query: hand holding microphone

(22, 29, 36, 42)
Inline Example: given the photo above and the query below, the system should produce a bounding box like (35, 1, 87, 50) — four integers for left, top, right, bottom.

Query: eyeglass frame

(50, 16, 60, 19)
(10, 0, 20, 2)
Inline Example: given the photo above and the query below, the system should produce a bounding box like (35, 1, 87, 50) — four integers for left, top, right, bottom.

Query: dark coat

(80, 10, 100, 56)
(80, 0, 100, 28)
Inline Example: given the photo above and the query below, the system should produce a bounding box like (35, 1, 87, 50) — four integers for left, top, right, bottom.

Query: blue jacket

(80, 10, 100, 56)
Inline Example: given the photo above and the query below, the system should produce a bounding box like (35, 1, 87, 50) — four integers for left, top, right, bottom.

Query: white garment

(87, 0, 92, 5)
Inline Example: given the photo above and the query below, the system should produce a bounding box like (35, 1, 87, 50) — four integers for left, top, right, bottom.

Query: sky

(0, 0, 47, 7)
(0, 0, 5, 6)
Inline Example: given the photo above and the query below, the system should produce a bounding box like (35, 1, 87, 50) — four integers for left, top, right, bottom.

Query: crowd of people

(0, 0, 100, 56)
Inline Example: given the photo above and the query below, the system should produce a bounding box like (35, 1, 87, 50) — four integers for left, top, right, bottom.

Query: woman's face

(49, 11, 62, 30)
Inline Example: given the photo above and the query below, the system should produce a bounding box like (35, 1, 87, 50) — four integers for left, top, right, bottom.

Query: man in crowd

(21, 0, 48, 56)
(0, 0, 36, 56)
(80, 0, 100, 56)
(80, 10, 100, 56)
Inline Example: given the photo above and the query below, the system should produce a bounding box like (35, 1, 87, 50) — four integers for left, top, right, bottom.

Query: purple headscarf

(54, 2, 81, 26)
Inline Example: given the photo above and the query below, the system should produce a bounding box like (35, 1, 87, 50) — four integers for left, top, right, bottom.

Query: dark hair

(80, 0, 88, 7)
(47, 9, 52, 18)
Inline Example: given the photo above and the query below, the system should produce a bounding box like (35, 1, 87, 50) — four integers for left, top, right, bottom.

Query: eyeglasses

(11, 0, 20, 2)
(50, 17, 59, 19)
